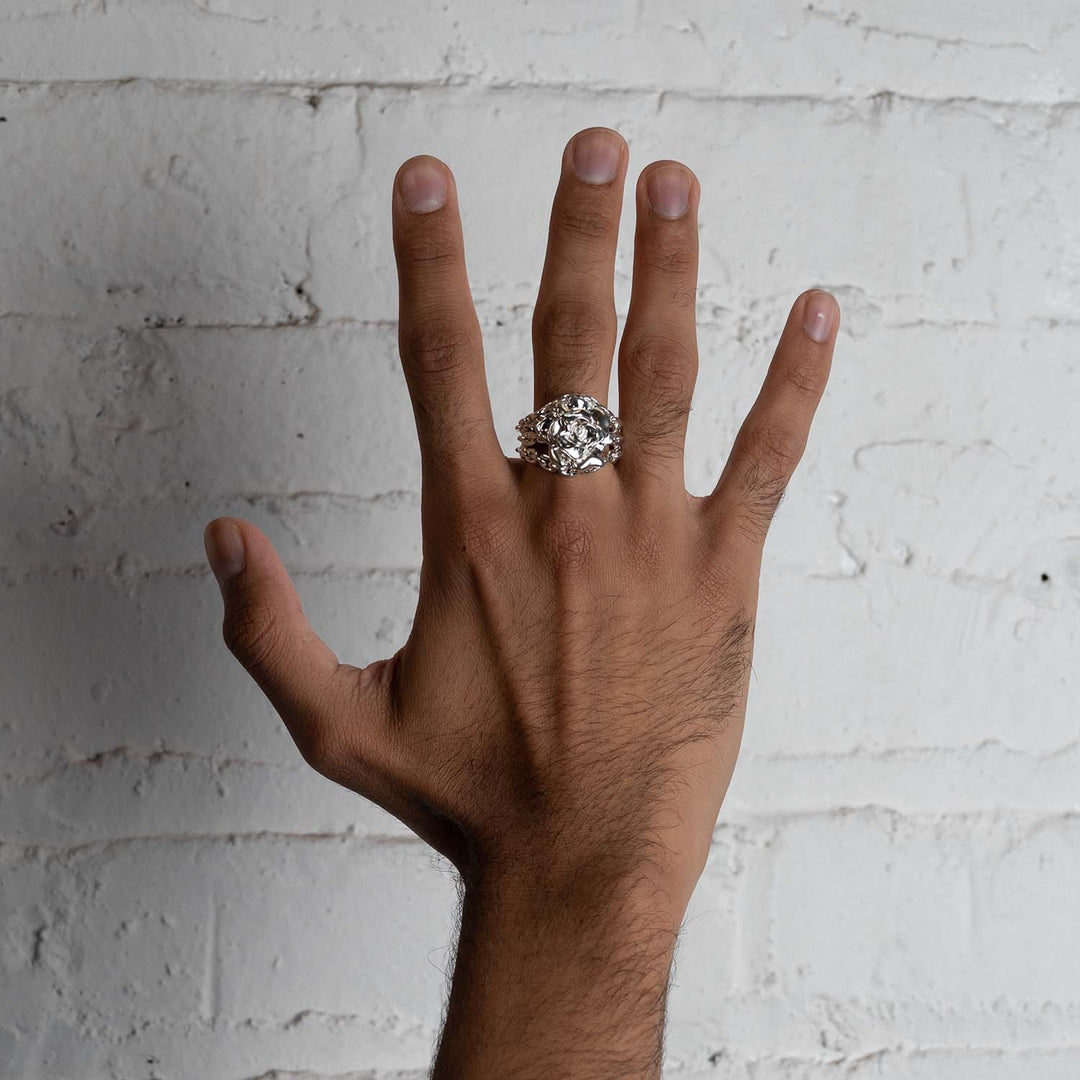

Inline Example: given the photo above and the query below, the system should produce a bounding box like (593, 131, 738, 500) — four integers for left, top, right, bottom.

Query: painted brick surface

(2, 3, 1078, 1078)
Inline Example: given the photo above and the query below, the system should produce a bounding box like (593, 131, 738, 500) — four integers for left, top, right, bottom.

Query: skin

(203, 126, 839, 1078)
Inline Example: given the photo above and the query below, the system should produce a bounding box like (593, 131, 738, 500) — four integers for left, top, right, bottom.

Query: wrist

(434, 864, 681, 1080)
(465, 857, 691, 939)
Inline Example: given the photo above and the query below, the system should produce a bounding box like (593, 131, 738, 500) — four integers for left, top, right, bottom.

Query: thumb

(205, 519, 466, 857)
(203, 517, 349, 764)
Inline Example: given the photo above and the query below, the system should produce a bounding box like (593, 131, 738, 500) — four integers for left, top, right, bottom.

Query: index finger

(392, 155, 507, 490)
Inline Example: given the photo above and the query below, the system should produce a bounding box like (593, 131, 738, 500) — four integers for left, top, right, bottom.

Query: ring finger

(617, 160, 700, 493)
(532, 127, 629, 409)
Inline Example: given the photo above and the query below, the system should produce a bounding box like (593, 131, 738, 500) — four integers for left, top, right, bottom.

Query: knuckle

(400, 314, 478, 378)
(534, 297, 614, 361)
(537, 509, 596, 572)
(639, 243, 696, 279)
(223, 597, 287, 674)
(779, 354, 828, 397)
(620, 334, 696, 448)
(396, 225, 461, 270)
(552, 200, 617, 243)
(621, 334, 697, 402)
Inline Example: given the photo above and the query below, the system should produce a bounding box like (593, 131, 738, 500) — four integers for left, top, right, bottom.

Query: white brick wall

(2, 3, 1078, 1077)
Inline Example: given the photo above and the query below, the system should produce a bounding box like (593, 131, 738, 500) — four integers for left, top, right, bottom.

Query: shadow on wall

(0, 292, 451, 1075)
(0, 312, 423, 820)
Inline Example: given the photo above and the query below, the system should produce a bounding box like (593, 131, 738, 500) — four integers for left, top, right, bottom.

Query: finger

(617, 161, 700, 489)
(392, 155, 505, 487)
(204, 519, 463, 862)
(204, 517, 365, 766)
(704, 290, 839, 557)
(532, 127, 629, 408)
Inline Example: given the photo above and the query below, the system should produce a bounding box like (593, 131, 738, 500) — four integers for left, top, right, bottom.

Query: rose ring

(515, 394, 622, 477)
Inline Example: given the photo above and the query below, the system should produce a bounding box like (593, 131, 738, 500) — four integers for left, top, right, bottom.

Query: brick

(0, 84, 358, 326)
(2, 2, 1078, 103)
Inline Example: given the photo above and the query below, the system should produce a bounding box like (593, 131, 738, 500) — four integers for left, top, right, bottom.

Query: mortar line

(1, 76, 1079, 112)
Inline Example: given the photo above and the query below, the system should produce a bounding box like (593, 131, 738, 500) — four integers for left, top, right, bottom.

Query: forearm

(432, 871, 684, 1080)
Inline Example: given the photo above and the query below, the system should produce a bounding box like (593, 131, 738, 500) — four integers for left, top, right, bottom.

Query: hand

(203, 126, 838, 1078)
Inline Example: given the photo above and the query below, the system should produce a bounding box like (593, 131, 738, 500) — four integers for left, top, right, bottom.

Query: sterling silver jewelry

(516, 394, 622, 477)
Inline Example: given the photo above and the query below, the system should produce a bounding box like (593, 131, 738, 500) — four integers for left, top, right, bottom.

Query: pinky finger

(704, 289, 839, 559)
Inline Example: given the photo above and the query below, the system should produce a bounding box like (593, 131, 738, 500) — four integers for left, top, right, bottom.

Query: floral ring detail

(515, 394, 622, 477)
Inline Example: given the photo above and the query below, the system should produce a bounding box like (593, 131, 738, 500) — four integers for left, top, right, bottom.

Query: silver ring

(516, 394, 622, 477)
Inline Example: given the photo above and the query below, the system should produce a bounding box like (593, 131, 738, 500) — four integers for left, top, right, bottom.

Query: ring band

(516, 394, 622, 477)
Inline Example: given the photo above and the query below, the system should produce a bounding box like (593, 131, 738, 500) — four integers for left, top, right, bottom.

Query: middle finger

(532, 127, 629, 409)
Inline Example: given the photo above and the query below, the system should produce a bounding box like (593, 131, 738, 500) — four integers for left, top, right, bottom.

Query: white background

(2, 3, 1079, 1078)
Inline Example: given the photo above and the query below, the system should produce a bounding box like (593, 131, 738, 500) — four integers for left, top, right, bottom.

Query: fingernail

(572, 129, 622, 185)
(646, 164, 691, 219)
(802, 290, 838, 344)
(400, 158, 447, 214)
(204, 520, 246, 588)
